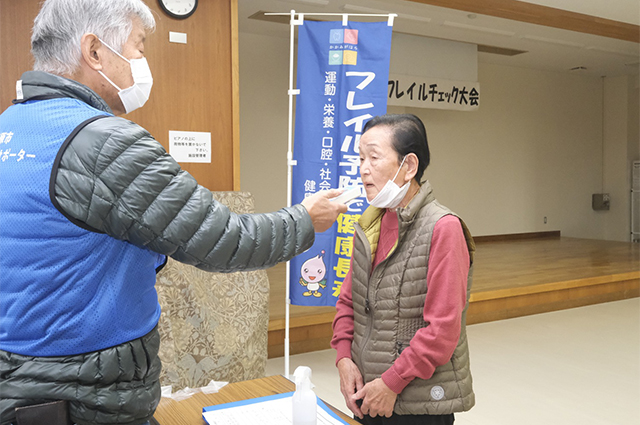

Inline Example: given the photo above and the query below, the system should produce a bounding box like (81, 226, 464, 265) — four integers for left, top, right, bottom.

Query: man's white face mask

(367, 155, 410, 209)
(97, 38, 153, 114)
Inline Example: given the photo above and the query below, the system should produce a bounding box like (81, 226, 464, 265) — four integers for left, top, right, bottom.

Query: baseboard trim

(473, 231, 560, 243)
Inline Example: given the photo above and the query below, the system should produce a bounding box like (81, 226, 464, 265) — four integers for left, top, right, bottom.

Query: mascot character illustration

(299, 250, 327, 298)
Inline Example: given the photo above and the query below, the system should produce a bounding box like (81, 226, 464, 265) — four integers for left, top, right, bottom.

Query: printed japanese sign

(168, 130, 211, 163)
(388, 73, 480, 111)
(290, 20, 393, 307)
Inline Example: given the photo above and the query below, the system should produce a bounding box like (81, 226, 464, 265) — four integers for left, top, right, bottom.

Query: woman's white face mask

(367, 156, 410, 209)
(97, 39, 153, 114)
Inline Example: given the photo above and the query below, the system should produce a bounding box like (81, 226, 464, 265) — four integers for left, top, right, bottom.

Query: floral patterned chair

(155, 192, 270, 390)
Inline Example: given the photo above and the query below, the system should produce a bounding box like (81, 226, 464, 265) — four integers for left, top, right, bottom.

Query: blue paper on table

(202, 391, 351, 424)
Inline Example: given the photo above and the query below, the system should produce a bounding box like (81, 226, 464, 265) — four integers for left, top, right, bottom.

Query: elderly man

(0, 0, 346, 424)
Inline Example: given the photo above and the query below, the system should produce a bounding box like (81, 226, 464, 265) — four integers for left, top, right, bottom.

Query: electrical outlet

(544, 216, 547, 224)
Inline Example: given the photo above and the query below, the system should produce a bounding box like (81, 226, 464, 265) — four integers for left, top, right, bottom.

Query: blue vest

(0, 97, 163, 356)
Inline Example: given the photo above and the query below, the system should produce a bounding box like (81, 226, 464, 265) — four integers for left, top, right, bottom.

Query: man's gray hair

(32, 0, 156, 75)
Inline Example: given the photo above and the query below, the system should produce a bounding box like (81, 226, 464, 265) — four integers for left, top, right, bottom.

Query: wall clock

(158, 0, 198, 20)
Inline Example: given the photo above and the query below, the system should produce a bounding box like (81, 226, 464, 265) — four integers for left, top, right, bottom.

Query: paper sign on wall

(388, 73, 480, 111)
(169, 131, 211, 163)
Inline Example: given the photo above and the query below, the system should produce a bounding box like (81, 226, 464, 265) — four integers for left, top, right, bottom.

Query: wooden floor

(266, 236, 640, 358)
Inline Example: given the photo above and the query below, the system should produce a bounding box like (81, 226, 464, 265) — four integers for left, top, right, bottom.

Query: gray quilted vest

(351, 182, 475, 415)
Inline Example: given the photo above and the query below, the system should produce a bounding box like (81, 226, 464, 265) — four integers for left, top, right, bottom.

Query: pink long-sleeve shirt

(331, 212, 470, 394)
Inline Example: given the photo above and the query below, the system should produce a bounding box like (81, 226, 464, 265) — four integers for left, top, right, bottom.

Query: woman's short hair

(31, 0, 156, 76)
(362, 114, 430, 183)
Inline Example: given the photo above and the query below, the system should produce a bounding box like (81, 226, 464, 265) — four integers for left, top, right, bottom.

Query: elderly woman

(331, 114, 476, 425)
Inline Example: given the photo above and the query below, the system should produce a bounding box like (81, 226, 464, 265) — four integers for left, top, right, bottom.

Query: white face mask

(367, 156, 411, 209)
(97, 39, 153, 114)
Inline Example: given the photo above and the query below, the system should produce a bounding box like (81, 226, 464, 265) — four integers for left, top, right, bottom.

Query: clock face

(159, 0, 198, 19)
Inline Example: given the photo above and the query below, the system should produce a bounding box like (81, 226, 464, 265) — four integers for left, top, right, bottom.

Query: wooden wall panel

(0, 0, 239, 191)
(0, 0, 40, 108)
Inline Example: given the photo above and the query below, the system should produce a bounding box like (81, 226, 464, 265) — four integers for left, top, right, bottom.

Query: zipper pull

(365, 299, 371, 314)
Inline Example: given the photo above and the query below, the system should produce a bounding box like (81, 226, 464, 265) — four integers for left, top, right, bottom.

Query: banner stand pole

(285, 9, 301, 380)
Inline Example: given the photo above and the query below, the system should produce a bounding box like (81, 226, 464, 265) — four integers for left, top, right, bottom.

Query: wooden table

(153, 374, 360, 425)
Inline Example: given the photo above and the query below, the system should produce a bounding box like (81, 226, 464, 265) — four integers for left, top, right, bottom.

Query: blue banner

(290, 20, 393, 307)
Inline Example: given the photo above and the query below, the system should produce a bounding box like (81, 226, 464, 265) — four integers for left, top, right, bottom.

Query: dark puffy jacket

(48, 79, 313, 272)
(0, 71, 315, 424)
(0, 328, 161, 425)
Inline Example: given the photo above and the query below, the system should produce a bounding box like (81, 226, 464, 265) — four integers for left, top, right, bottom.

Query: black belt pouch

(15, 400, 71, 425)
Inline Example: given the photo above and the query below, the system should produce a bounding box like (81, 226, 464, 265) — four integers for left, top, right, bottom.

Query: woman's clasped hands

(337, 358, 398, 419)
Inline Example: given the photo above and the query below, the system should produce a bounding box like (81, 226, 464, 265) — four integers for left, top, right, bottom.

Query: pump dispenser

(292, 366, 317, 425)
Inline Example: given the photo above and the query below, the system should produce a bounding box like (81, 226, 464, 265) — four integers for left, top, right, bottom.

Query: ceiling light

(342, 4, 430, 23)
(341, 4, 389, 14)
(520, 35, 584, 48)
(442, 21, 515, 37)
(585, 46, 639, 58)
(398, 13, 431, 23)
(291, 0, 330, 5)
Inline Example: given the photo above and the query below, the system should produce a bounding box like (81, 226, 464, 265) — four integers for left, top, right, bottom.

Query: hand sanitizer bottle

(292, 366, 317, 425)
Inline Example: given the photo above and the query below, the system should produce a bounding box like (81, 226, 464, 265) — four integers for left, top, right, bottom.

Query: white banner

(388, 73, 480, 111)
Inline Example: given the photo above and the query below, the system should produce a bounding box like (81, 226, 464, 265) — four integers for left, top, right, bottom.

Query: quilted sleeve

(51, 116, 314, 272)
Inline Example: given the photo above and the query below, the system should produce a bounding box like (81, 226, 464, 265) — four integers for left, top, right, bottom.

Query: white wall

(603, 76, 631, 241)
(389, 33, 477, 81)
(239, 30, 634, 240)
(388, 63, 603, 238)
